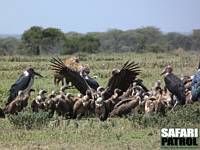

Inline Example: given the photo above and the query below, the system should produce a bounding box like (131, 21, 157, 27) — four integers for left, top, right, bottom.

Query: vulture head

(39, 90, 47, 95)
(97, 86, 105, 93)
(18, 90, 24, 97)
(112, 69, 120, 75)
(48, 91, 56, 99)
(37, 90, 47, 101)
(155, 80, 161, 88)
(66, 93, 74, 100)
(95, 97, 108, 121)
(86, 90, 92, 98)
(161, 65, 173, 76)
(112, 88, 123, 99)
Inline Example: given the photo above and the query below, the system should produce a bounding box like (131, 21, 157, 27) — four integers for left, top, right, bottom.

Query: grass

(0, 51, 200, 149)
(0, 118, 160, 150)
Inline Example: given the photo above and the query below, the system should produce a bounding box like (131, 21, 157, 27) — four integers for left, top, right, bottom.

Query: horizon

(0, 26, 194, 37)
(0, 0, 200, 35)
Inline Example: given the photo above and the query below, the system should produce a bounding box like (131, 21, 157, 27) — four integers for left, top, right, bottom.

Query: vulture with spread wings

(50, 57, 140, 98)
(50, 57, 93, 95)
(101, 61, 140, 100)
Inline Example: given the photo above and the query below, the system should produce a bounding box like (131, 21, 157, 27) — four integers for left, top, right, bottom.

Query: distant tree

(165, 32, 192, 50)
(4, 25, 200, 55)
(0, 37, 20, 55)
(97, 27, 163, 52)
(41, 28, 66, 54)
(61, 34, 100, 54)
(21, 26, 43, 55)
(60, 37, 80, 54)
(78, 35, 100, 53)
(134, 26, 162, 51)
(99, 29, 123, 52)
(21, 26, 66, 55)
(192, 29, 200, 51)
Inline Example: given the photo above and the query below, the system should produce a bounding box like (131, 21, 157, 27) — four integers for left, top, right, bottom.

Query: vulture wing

(164, 73, 185, 104)
(103, 61, 140, 99)
(85, 76, 99, 90)
(50, 57, 90, 95)
(114, 98, 133, 109)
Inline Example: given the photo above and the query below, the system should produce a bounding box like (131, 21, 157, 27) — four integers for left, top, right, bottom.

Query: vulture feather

(102, 61, 140, 100)
(50, 57, 90, 95)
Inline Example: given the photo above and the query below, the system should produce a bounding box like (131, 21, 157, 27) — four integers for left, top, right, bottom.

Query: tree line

(0, 26, 200, 55)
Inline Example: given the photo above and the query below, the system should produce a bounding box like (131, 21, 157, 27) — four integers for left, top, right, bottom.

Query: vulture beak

(33, 71, 43, 77)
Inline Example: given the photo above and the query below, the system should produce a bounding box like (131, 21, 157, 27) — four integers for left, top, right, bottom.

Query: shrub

(127, 103, 200, 128)
(8, 111, 50, 130)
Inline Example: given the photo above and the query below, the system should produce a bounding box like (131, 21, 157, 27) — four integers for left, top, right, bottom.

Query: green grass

(0, 51, 200, 150)
(0, 118, 160, 150)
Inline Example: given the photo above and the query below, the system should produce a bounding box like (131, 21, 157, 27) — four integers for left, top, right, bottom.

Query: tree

(192, 29, 200, 51)
(21, 26, 43, 55)
(78, 35, 100, 53)
(41, 28, 66, 54)
(21, 26, 66, 55)
(61, 34, 100, 54)
(165, 32, 192, 50)
(0, 37, 20, 55)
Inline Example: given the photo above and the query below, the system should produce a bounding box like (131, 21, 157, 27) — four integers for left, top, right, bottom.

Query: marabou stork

(161, 65, 185, 107)
(6, 68, 43, 105)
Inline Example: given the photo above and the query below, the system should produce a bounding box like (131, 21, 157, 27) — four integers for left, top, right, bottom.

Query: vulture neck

(164, 72, 172, 77)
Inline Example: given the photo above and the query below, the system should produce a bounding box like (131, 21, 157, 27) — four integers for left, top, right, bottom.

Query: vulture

(6, 68, 43, 105)
(161, 65, 185, 106)
(80, 68, 99, 90)
(50, 57, 99, 95)
(50, 57, 140, 99)
(101, 61, 140, 100)
(4, 89, 35, 115)
(110, 97, 139, 117)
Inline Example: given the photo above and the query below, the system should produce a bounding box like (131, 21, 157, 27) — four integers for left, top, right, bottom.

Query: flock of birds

(0, 56, 199, 121)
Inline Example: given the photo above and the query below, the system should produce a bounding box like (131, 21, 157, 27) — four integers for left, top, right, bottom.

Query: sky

(0, 0, 200, 34)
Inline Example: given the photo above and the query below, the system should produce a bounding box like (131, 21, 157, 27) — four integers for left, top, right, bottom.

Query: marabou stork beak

(33, 71, 43, 77)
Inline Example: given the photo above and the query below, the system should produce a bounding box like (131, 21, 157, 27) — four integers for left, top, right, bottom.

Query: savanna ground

(0, 51, 200, 150)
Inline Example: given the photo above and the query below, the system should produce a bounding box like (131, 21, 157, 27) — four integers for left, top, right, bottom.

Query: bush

(8, 111, 50, 129)
(128, 103, 200, 128)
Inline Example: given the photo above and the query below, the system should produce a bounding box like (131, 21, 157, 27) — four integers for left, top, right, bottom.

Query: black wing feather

(103, 61, 140, 99)
(50, 57, 90, 95)
(7, 75, 31, 104)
